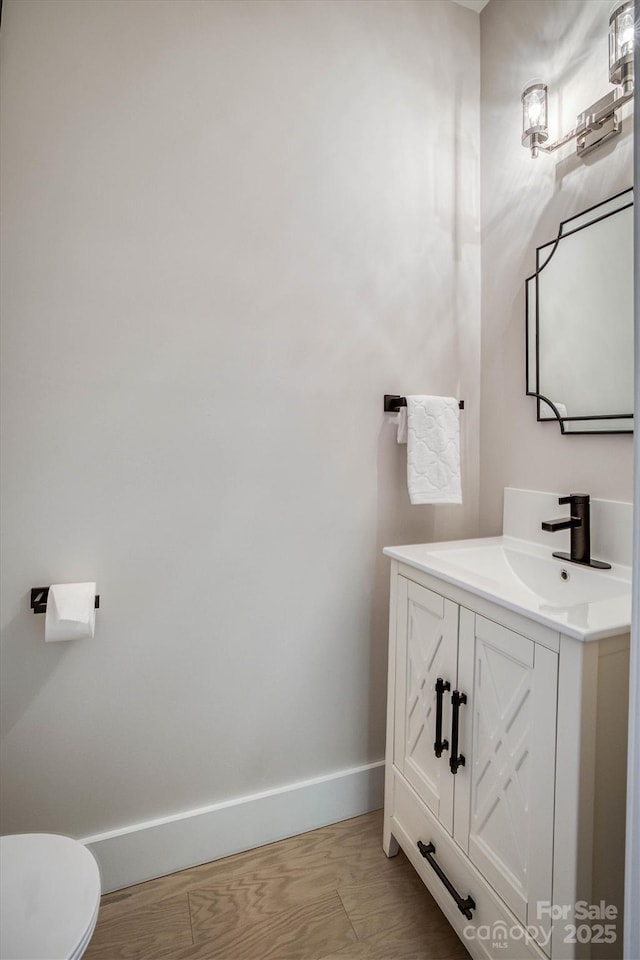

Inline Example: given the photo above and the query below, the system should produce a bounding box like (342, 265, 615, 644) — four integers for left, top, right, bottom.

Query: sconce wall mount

(522, 0, 635, 159)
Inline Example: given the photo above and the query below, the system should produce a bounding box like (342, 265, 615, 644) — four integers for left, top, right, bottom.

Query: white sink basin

(384, 536, 632, 641)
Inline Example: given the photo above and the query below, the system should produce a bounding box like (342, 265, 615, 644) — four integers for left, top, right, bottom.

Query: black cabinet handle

(417, 840, 476, 920)
(449, 690, 467, 775)
(434, 678, 450, 757)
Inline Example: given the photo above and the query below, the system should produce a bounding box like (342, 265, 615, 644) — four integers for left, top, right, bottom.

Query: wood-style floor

(84, 811, 470, 960)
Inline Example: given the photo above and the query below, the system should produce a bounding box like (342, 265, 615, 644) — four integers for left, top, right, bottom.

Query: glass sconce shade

(609, 0, 634, 92)
(521, 81, 549, 157)
(522, 3, 634, 160)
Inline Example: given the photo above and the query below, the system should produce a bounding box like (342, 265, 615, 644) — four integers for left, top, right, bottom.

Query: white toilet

(0, 833, 101, 960)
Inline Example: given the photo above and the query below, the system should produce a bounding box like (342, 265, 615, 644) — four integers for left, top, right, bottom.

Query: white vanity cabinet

(383, 557, 629, 960)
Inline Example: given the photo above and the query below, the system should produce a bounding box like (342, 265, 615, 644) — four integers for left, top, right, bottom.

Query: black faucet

(541, 494, 611, 569)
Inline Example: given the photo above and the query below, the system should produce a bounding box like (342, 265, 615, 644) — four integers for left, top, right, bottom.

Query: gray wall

(479, 0, 634, 535)
(0, 0, 480, 837)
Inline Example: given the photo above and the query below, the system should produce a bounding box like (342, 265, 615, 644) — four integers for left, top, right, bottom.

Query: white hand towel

(395, 407, 408, 444)
(406, 396, 462, 505)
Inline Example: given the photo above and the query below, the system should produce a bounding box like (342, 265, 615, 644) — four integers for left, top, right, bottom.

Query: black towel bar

(384, 395, 464, 412)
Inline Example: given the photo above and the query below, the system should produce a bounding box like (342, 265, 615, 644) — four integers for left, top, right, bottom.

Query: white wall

(0, 0, 480, 839)
(480, 0, 634, 535)
(624, 29, 640, 957)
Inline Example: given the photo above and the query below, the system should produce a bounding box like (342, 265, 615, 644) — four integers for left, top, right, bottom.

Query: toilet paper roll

(45, 582, 97, 643)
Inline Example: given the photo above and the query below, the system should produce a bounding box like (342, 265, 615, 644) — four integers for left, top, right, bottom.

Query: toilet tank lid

(0, 833, 101, 960)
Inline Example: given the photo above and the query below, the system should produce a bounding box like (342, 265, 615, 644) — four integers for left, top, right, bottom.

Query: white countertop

(384, 536, 632, 642)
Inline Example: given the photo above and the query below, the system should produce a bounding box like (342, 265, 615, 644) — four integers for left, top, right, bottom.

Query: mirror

(526, 187, 634, 434)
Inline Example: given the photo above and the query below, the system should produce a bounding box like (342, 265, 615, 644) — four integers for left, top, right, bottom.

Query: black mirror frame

(525, 186, 634, 435)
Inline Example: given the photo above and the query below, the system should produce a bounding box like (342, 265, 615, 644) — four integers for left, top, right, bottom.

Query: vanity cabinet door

(394, 578, 459, 834)
(455, 611, 557, 939)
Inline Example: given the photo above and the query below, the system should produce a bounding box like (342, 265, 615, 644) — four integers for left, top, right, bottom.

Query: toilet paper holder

(30, 587, 100, 615)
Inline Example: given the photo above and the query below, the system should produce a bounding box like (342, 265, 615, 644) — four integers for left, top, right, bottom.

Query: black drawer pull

(417, 840, 476, 920)
(449, 690, 467, 775)
(434, 678, 450, 757)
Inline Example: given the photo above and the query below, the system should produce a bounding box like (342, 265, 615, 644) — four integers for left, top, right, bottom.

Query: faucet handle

(559, 493, 590, 505)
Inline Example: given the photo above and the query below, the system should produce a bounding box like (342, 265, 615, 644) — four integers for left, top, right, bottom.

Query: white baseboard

(82, 760, 385, 893)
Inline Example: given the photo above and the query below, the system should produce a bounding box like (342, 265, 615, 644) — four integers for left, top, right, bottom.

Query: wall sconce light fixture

(522, 0, 635, 159)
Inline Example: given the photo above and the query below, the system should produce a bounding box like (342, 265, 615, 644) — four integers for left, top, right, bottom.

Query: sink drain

(560, 569, 570, 581)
